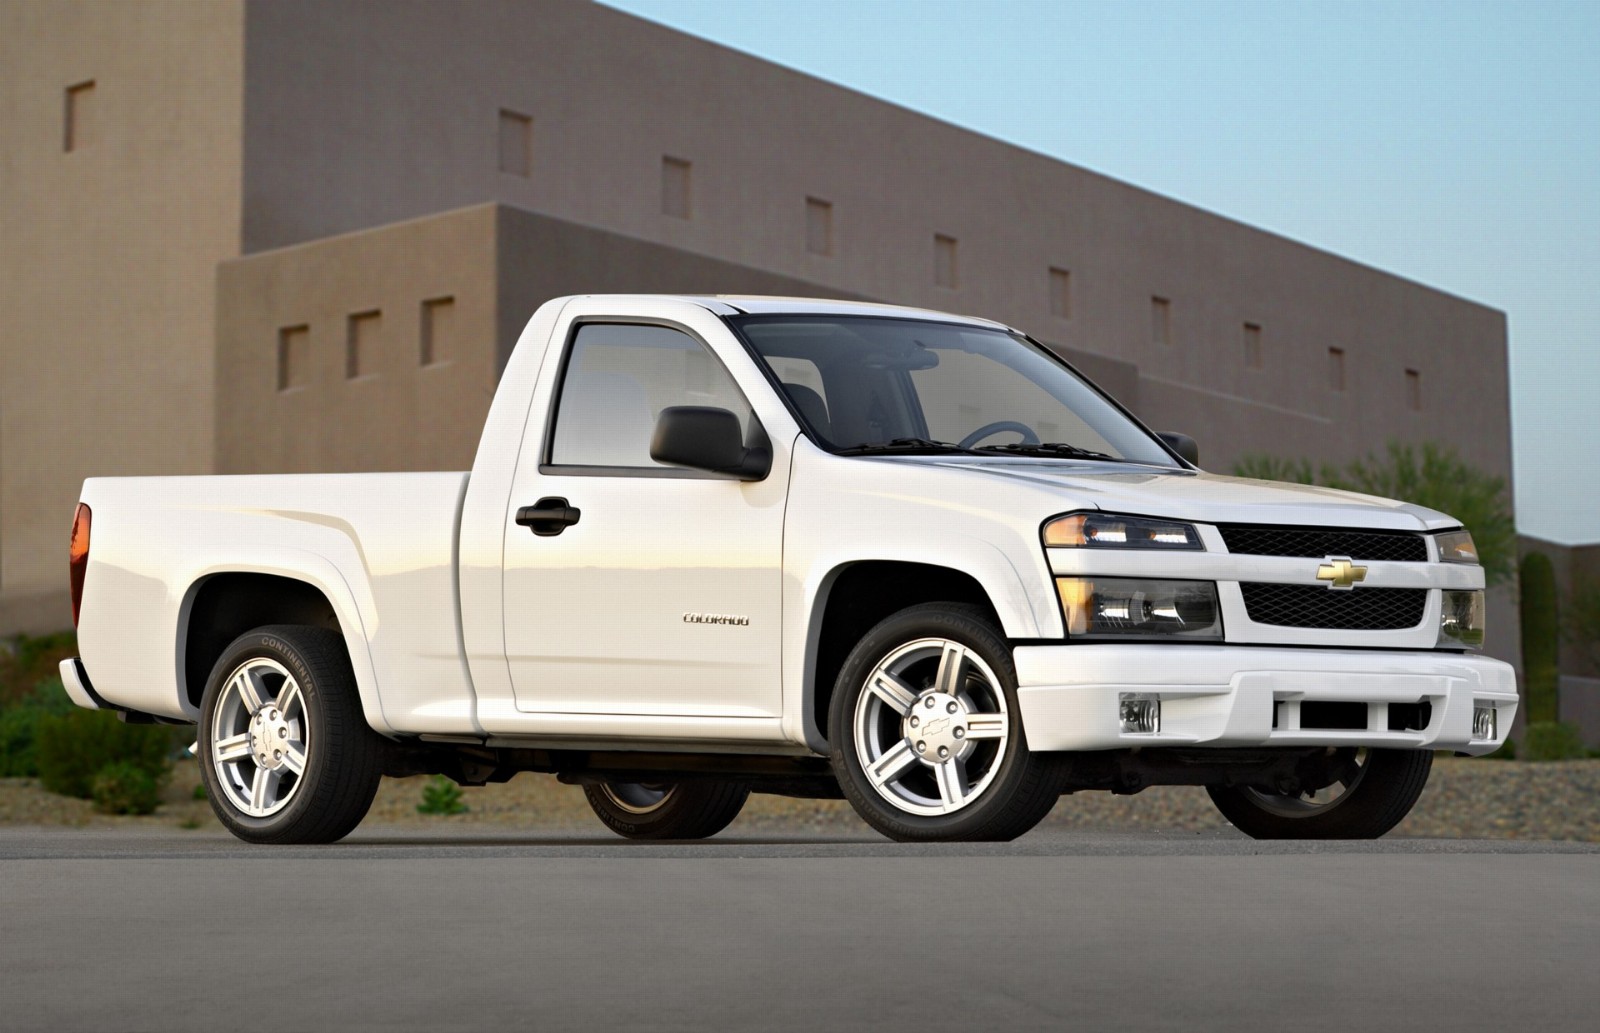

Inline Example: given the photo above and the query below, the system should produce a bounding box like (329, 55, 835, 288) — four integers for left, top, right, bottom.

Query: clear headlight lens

(1056, 577, 1222, 641)
(1435, 529, 1479, 564)
(1438, 589, 1486, 649)
(1043, 512, 1203, 550)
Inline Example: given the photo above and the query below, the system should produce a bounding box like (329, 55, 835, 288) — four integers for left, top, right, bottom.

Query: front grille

(1218, 524, 1427, 563)
(1241, 583, 1428, 630)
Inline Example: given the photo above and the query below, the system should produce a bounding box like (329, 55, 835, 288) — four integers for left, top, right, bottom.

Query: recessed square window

(1151, 297, 1171, 346)
(277, 325, 310, 392)
(1049, 267, 1072, 319)
(1243, 323, 1263, 368)
(662, 156, 692, 219)
(64, 80, 96, 153)
(498, 109, 531, 177)
(934, 234, 958, 289)
(1405, 368, 1422, 410)
(420, 296, 455, 367)
(346, 310, 381, 379)
(1329, 347, 1346, 391)
(805, 197, 833, 256)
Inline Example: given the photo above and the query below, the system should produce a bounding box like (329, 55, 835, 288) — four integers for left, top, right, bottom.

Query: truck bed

(75, 472, 472, 729)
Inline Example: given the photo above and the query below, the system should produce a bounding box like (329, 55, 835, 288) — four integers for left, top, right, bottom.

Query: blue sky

(604, 0, 1600, 545)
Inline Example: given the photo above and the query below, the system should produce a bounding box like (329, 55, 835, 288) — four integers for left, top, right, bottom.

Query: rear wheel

(198, 625, 384, 845)
(1206, 747, 1432, 839)
(583, 781, 750, 840)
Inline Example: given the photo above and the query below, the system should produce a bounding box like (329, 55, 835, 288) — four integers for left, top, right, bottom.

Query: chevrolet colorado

(60, 295, 1514, 843)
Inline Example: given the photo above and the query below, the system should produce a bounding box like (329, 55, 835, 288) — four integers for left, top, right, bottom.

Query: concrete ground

(2, 825, 1595, 1032)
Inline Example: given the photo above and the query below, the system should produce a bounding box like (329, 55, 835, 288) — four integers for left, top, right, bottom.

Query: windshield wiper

(835, 437, 983, 456)
(974, 441, 1118, 461)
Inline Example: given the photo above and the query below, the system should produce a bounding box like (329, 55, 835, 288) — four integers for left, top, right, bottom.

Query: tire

(1206, 747, 1433, 840)
(828, 603, 1060, 842)
(198, 625, 384, 844)
(583, 781, 751, 840)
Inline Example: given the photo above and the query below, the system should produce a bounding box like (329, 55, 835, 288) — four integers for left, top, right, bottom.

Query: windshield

(730, 315, 1177, 465)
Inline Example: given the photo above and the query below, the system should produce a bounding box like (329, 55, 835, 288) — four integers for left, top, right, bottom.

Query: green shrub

(36, 709, 172, 799)
(1522, 721, 1587, 762)
(0, 678, 77, 777)
(0, 631, 78, 708)
(1520, 552, 1560, 724)
(90, 761, 163, 815)
(1230, 454, 1324, 485)
(417, 774, 468, 815)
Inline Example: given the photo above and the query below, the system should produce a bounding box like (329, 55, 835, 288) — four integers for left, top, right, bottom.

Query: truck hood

(911, 458, 1457, 531)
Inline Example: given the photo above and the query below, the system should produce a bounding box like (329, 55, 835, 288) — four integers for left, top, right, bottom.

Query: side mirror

(650, 407, 771, 481)
(1157, 432, 1199, 467)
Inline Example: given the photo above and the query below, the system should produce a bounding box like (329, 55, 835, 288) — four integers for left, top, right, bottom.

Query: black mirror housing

(650, 407, 771, 480)
(1157, 432, 1200, 467)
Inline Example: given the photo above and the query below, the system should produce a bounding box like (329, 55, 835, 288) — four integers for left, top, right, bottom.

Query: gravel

(5, 756, 1596, 841)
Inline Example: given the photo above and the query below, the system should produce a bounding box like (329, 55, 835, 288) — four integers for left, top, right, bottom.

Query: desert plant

(1521, 721, 1586, 762)
(1564, 573, 1600, 675)
(90, 760, 163, 815)
(0, 678, 77, 777)
(1231, 441, 1514, 587)
(417, 774, 468, 815)
(35, 709, 172, 800)
(1519, 552, 1560, 725)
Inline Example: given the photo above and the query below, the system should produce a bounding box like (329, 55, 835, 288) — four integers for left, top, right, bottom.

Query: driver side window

(549, 323, 753, 468)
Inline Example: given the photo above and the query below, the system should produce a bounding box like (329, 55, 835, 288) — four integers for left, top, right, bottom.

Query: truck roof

(567, 294, 1016, 330)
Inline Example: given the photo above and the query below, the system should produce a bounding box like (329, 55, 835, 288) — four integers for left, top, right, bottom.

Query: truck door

(501, 304, 790, 725)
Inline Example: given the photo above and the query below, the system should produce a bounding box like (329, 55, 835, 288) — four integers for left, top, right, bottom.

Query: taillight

(69, 503, 91, 627)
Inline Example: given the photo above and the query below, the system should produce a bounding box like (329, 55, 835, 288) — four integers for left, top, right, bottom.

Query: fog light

(1472, 705, 1496, 741)
(1119, 693, 1161, 734)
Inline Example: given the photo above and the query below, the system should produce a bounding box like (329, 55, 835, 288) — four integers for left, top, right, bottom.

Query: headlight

(1435, 529, 1479, 564)
(1043, 512, 1203, 550)
(1438, 589, 1485, 649)
(1056, 577, 1222, 641)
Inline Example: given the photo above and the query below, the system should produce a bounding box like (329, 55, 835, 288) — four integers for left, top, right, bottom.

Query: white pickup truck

(60, 295, 1515, 844)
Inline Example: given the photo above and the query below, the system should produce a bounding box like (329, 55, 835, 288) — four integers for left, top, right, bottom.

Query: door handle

(516, 497, 582, 536)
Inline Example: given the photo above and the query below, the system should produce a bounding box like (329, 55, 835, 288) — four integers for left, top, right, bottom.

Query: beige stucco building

(1, 0, 1518, 670)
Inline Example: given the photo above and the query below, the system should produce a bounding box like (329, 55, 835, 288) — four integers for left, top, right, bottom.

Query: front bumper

(1013, 645, 1517, 755)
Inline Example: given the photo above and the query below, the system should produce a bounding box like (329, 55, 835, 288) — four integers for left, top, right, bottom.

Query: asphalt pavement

(2, 825, 1595, 1032)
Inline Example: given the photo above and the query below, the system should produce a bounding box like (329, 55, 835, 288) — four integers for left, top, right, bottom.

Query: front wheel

(1206, 747, 1432, 839)
(829, 603, 1060, 842)
(583, 781, 750, 840)
(198, 625, 384, 844)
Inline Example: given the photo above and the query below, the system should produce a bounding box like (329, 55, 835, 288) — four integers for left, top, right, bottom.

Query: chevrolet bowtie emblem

(1316, 556, 1368, 590)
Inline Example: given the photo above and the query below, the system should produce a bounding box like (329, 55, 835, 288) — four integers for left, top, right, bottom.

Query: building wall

(0, 0, 244, 632)
(217, 203, 873, 475)
(239, 0, 1513, 481)
(217, 206, 501, 475)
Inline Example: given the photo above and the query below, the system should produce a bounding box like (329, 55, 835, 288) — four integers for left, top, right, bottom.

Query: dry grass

(3, 756, 1597, 841)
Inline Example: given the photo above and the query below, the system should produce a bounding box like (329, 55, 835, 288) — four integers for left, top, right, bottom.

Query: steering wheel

(958, 421, 1040, 449)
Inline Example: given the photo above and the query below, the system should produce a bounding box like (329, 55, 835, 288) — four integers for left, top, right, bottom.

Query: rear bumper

(59, 657, 104, 710)
(59, 657, 175, 725)
(1012, 645, 1517, 755)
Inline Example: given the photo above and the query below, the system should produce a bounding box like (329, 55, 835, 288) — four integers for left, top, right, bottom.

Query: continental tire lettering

(259, 636, 312, 685)
(681, 613, 751, 626)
